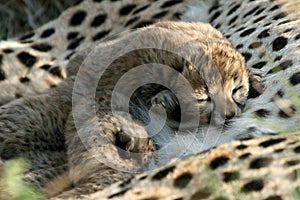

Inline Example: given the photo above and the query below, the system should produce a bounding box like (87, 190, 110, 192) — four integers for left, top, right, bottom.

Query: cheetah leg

(47, 111, 154, 198)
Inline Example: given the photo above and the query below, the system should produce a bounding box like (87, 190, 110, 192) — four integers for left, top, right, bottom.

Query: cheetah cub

(46, 21, 251, 196)
(0, 21, 251, 196)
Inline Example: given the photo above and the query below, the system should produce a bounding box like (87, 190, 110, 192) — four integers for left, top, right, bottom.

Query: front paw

(151, 90, 178, 113)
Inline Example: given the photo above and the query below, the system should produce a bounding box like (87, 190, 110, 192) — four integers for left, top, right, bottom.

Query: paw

(249, 68, 265, 94)
(101, 113, 154, 155)
(151, 90, 178, 113)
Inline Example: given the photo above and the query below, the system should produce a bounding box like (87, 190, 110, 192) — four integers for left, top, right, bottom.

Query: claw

(249, 68, 266, 94)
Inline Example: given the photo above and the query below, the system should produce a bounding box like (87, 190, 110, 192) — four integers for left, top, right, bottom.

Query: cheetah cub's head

(147, 21, 249, 129)
(153, 42, 249, 129)
(207, 43, 249, 126)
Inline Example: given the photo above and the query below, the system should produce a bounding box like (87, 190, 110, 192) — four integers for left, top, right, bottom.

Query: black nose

(225, 111, 236, 120)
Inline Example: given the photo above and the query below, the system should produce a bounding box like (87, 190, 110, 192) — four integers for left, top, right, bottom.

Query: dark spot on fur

(236, 144, 247, 150)
(209, 5, 219, 14)
(275, 56, 282, 61)
(160, 0, 182, 8)
(49, 66, 63, 78)
(31, 43, 53, 52)
(240, 28, 256, 37)
(15, 93, 22, 98)
(69, 10, 87, 26)
(254, 16, 265, 23)
(241, 179, 264, 192)
(0, 68, 5, 81)
(228, 16, 238, 26)
(272, 36, 288, 51)
(274, 148, 284, 153)
(173, 172, 193, 188)
(249, 157, 272, 169)
(138, 175, 147, 180)
(190, 189, 211, 199)
(294, 145, 300, 153)
(133, 4, 150, 14)
(152, 11, 168, 19)
(20, 77, 30, 83)
(274, 12, 286, 20)
(239, 153, 251, 160)
(223, 171, 239, 182)
(252, 61, 266, 69)
(210, 11, 221, 23)
(295, 34, 300, 40)
(125, 16, 140, 27)
(285, 160, 300, 166)
(210, 156, 229, 169)
(227, 4, 241, 16)
(40, 64, 51, 70)
(91, 13, 107, 27)
(241, 52, 252, 62)
(65, 51, 76, 60)
(215, 23, 221, 29)
(133, 21, 154, 29)
(264, 195, 282, 200)
(17, 51, 37, 68)
(243, 6, 259, 18)
(236, 44, 243, 49)
(255, 8, 265, 15)
(67, 32, 79, 40)
(278, 108, 294, 118)
(290, 72, 300, 85)
(172, 12, 181, 19)
(3, 48, 14, 54)
(278, 20, 291, 25)
(93, 0, 103, 2)
(40, 28, 55, 38)
(279, 60, 293, 70)
(269, 5, 279, 11)
(257, 29, 270, 38)
(92, 30, 110, 41)
(67, 37, 84, 50)
(255, 109, 270, 117)
(19, 32, 34, 41)
(119, 4, 136, 15)
(152, 166, 175, 180)
(259, 138, 286, 148)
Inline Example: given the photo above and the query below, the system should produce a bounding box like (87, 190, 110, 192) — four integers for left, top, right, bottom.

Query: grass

(0, 159, 43, 200)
